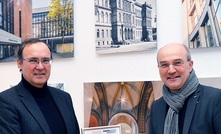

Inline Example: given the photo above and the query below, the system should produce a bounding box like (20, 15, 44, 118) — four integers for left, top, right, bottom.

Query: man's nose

(168, 64, 176, 73)
(36, 61, 44, 69)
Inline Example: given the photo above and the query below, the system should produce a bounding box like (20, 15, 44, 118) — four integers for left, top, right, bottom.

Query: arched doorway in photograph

(108, 112, 138, 134)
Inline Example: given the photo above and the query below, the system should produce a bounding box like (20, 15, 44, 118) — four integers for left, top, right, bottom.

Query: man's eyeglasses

(22, 58, 52, 65)
(159, 60, 187, 69)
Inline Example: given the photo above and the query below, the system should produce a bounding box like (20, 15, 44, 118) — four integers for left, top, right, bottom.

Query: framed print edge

(81, 124, 122, 134)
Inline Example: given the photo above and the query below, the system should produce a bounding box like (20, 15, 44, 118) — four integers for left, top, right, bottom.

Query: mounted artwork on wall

(95, 0, 157, 54)
(182, 0, 221, 48)
(84, 81, 163, 134)
(0, 0, 74, 63)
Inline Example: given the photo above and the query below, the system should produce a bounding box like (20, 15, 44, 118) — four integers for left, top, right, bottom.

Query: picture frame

(95, 0, 157, 54)
(0, 0, 74, 63)
(83, 81, 160, 134)
(182, 0, 221, 48)
(81, 125, 122, 134)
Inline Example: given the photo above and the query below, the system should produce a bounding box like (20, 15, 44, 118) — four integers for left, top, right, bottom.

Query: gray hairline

(156, 44, 192, 63)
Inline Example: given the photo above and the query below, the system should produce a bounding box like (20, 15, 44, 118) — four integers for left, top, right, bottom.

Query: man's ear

(189, 60, 193, 72)
(17, 59, 22, 71)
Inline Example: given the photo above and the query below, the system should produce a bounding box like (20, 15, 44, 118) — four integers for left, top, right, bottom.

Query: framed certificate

(81, 125, 122, 134)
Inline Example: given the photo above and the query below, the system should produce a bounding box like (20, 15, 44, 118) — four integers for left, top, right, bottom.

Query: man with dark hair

(150, 43, 221, 134)
(0, 38, 80, 134)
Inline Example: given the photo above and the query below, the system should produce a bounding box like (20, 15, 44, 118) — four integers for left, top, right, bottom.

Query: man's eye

(161, 64, 169, 68)
(42, 59, 50, 63)
(29, 59, 38, 63)
(174, 61, 182, 66)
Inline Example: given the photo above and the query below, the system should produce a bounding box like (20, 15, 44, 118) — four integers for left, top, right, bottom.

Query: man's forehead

(159, 58, 183, 63)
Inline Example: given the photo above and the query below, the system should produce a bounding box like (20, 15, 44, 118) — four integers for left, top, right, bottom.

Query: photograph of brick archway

(84, 81, 163, 134)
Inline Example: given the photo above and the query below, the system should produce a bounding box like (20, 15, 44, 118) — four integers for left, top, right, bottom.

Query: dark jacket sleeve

(0, 88, 22, 134)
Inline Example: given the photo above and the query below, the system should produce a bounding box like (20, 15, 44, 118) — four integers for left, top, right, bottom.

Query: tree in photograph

(47, 0, 73, 43)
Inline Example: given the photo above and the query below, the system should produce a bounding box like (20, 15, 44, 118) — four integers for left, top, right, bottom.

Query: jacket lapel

(49, 88, 73, 134)
(182, 85, 201, 134)
(17, 83, 51, 134)
(158, 100, 167, 134)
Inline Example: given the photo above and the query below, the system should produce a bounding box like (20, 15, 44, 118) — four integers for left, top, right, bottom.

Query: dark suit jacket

(150, 84, 221, 134)
(0, 81, 80, 134)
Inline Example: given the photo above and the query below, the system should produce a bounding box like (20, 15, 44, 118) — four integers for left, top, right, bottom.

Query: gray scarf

(163, 69, 199, 134)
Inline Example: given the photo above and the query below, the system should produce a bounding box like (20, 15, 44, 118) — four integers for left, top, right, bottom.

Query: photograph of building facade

(182, 0, 221, 48)
(32, 0, 74, 58)
(0, 0, 74, 62)
(0, 0, 32, 62)
(95, 0, 157, 54)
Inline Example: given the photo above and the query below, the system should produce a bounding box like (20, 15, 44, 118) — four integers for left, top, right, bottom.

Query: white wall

(0, 0, 221, 129)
